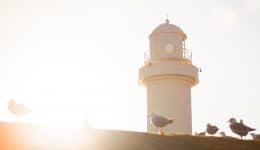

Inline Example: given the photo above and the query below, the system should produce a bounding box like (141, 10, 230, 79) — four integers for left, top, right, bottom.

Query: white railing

(181, 49, 192, 60)
(144, 49, 192, 63)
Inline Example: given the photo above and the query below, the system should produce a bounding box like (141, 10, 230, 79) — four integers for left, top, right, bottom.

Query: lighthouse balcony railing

(144, 49, 192, 64)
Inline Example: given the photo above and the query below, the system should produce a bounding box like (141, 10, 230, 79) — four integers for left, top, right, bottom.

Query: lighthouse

(139, 19, 199, 134)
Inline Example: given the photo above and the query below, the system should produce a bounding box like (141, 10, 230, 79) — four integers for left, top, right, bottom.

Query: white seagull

(8, 99, 33, 119)
(148, 112, 173, 135)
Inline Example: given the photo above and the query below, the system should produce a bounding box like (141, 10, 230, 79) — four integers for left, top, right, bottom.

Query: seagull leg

(159, 128, 164, 136)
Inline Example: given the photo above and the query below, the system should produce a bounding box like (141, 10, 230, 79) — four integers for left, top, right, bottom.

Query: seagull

(228, 118, 255, 139)
(219, 131, 227, 137)
(195, 131, 206, 136)
(8, 99, 32, 118)
(148, 112, 173, 135)
(250, 133, 260, 140)
(219, 131, 233, 138)
(206, 123, 219, 135)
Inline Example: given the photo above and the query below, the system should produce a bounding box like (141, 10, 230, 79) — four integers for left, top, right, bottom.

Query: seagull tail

(249, 128, 256, 132)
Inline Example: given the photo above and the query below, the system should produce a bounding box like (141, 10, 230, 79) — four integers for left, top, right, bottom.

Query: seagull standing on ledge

(206, 123, 219, 135)
(228, 118, 255, 139)
(250, 133, 260, 140)
(8, 99, 32, 119)
(219, 131, 227, 137)
(219, 131, 233, 138)
(148, 112, 173, 135)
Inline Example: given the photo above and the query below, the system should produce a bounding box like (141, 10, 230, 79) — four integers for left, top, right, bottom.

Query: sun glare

(21, 111, 87, 131)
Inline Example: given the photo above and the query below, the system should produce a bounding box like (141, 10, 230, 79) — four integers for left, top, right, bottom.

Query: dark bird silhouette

(206, 123, 219, 135)
(219, 131, 233, 138)
(148, 112, 173, 135)
(195, 131, 206, 136)
(8, 99, 32, 117)
(228, 118, 255, 139)
(250, 133, 260, 140)
(219, 131, 227, 137)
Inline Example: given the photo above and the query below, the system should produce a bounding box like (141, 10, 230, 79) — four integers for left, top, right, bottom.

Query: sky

(0, 0, 260, 136)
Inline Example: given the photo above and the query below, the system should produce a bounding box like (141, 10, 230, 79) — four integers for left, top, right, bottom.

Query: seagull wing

(207, 125, 218, 134)
(151, 115, 171, 128)
(230, 123, 251, 135)
(13, 104, 32, 115)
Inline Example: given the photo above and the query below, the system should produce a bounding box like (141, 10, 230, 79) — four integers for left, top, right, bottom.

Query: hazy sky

(1, 0, 260, 135)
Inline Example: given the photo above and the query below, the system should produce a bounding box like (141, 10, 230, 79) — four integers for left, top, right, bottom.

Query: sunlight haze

(0, 0, 260, 136)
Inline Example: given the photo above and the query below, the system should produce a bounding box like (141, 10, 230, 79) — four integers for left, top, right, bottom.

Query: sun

(22, 110, 87, 131)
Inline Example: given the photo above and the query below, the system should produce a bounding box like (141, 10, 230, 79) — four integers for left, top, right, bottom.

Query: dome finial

(165, 13, 169, 24)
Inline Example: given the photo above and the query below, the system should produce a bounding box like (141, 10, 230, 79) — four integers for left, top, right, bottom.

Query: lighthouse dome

(150, 19, 187, 40)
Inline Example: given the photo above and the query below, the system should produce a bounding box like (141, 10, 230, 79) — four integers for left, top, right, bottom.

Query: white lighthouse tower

(139, 19, 199, 134)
